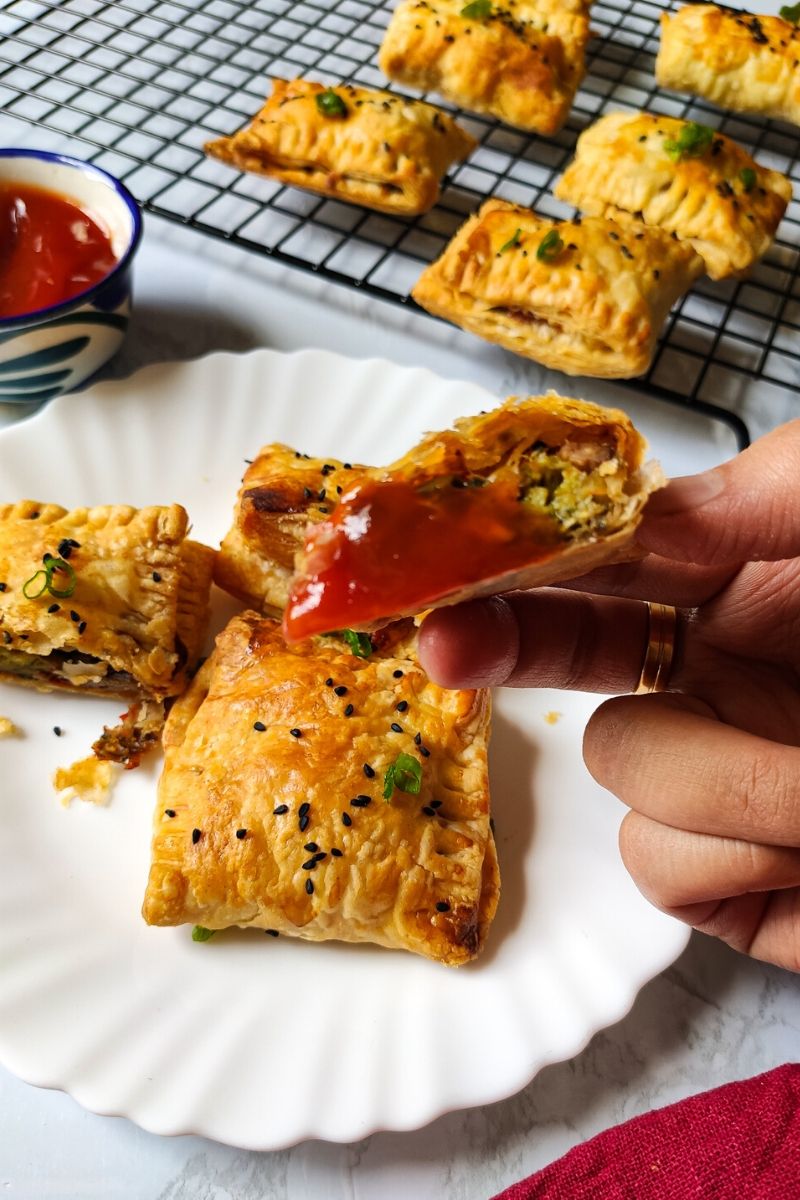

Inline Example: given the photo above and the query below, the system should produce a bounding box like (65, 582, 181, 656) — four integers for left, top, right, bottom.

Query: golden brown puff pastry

(411, 198, 703, 377)
(555, 111, 792, 281)
(378, 0, 590, 135)
(204, 77, 476, 216)
(142, 612, 498, 966)
(215, 445, 367, 616)
(657, 5, 800, 129)
(0, 500, 214, 763)
(283, 394, 661, 640)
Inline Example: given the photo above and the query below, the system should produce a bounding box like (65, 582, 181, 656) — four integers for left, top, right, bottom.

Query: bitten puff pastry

(142, 612, 499, 967)
(283, 394, 661, 640)
(657, 5, 800, 129)
(411, 198, 703, 377)
(215, 445, 365, 616)
(0, 500, 214, 764)
(205, 77, 476, 216)
(556, 111, 792, 280)
(379, 0, 590, 135)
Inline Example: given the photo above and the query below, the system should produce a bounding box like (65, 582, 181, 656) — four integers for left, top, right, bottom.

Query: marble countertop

(1, 213, 798, 1200)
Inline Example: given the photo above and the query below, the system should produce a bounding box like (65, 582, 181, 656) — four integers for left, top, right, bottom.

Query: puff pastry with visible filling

(556, 111, 792, 280)
(0, 500, 214, 765)
(411, 198, 703, 376)
(657, 5, 800, 128)
(215, 445, 366, 616)
(142, 613, 498, 967)
(205, 77, 476, 216)
(379, 0, 590, 135)
(283, 394, 661, 640)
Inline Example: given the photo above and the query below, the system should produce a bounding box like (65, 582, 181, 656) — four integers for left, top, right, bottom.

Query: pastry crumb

(543, 711, 562, 726)
(53, 756, 115, 806)
(0, 715, 20, 737)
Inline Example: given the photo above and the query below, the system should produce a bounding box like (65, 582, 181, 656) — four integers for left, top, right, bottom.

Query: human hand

(418, 420, 800, 972)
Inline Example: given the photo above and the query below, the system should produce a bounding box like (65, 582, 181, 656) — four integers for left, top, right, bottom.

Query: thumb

(639, 419, 800, 565)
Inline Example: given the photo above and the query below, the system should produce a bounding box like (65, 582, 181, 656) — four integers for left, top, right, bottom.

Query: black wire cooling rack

(0, 0, 798, 445)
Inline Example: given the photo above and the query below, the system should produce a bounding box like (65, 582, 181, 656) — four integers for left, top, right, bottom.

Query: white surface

(0, 349, 689, 1149)
(0, 218, 797, 1197)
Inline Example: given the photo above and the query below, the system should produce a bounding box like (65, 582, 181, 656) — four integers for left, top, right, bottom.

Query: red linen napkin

(491, 1065, 800, 1200)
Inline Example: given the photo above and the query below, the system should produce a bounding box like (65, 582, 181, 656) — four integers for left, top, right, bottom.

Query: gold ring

(635, 602, 678, 694)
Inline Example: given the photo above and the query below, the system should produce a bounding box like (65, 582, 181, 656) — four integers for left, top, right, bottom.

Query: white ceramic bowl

(0, 149, 142, 404)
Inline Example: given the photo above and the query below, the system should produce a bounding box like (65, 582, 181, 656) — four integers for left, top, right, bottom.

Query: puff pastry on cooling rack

(205, 77, 476, 215)
(657, 5, 800, 128)
(142, 612, 498, 967)
(556, 111, 792, 280)
(215, 445, 367, 616)
(378, 0, 590, 134)
(410, 198, 702, 377)
(0, 500, 214, 764)
(283, 394, 661, 640)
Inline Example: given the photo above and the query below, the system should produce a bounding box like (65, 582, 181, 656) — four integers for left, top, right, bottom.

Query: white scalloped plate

(0, 349, 689, 1149)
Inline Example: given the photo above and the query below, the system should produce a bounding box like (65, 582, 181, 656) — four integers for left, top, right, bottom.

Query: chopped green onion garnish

(536, 230, 564, 262)
(499, 227, 522, 253)
(315, 89, 348, 118)
(342, 629, 374, 658)
(192, 925, 216, 942)
(461, 0, 492, 16)
(664, 122, 714, 162)
(384, 752, 422, 801)
(22, 570, 49, 599)
(739, 167, 757, 192)
(22, 555, 77, 600)
(780, 3, 800, 22)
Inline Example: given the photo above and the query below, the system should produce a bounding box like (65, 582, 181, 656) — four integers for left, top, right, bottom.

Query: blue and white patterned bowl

(0, 149, 142, 405)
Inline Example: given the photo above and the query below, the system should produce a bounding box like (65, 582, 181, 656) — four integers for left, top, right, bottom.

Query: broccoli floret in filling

(518, 445, 624, 534)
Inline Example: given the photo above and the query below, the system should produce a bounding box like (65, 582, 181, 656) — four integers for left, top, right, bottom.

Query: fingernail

(645, 468, 726, 517)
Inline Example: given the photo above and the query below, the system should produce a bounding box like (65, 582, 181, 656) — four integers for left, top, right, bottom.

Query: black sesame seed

(290, 728, 302, 738)
(299, 802, 310, 817)
(436, 901, 450, 912)
(192, 828, 201, 844)
(344, 704, 354, 717)
(57, 539, 73, 559)
(363, 763, 375, 779)
(313, 851, 327, 862)
(273, 804, 289, 815)
(302, 858, 316, 870)
(253, 720, 267, 732)
(421, 805, 435, 816)
(70, 610, 80, 623)
(414, 732, 422, 745)
(351, 795, 371, 807)
(393, 669, 403, 678)
(265, 928, 279, 936)
(47, 603, 59, 613)
(3, 632, 11, 644)
(396, 700, 408, 713)
(0, 583, 6, 592)
(53, 726, 62, 737)
(152, 571, 162, 582)
(303, 486, 313, 500)
(77, 621, 87, 635)
(334, 685, 348, 696)
(306, 878, 314, 894)
(331, 847, 343, 857)
(343, 462, 352, 470)
(420, 746, 430, 758)
(299, 814, 310, 833)
(391, 722, 403, 733)
(304, 842, 319, 852)
(236, 829, 247, 839)
(342, 811, 352, 826)
(325, 677, 334, 687)
(431, 799, 442, 809)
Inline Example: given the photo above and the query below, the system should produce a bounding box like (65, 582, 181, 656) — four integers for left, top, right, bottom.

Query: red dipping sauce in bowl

(0, 182, 118, 319)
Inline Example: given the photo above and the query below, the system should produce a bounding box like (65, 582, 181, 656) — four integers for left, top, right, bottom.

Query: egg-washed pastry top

(0, 500, 214, 762)
(378, 0, 590, 135)
(205, 77, 476, 216)
(214, 445, 367, 616)
(411, 198, 703, 378)
(283, 394, 661, 641)
(143, 613, 498, 967)
(657, 5, 800, 129)
(555, 111, 792, 281)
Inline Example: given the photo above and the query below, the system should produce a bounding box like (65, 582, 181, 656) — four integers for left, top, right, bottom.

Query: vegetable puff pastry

(142, 612, 499, 967)
(379, 0, 590, 135)
(214, 445, 366, 616)
(0, 500, 214, 764)
(205, 78, 476, 216)
(657, 5, 800, 129)
(411, 198, 703, 377)
(555, 111, 792, 281)
(283, 394, 661, 641)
